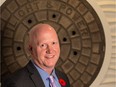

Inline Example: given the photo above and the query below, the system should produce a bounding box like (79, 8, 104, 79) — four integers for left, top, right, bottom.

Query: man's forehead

(30, 24, 55, 35)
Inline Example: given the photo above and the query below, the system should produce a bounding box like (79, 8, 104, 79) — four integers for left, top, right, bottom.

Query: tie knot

(49, 75, 54, 83)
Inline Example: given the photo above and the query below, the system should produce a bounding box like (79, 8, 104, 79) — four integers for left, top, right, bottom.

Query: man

(2, 24, 70, 87)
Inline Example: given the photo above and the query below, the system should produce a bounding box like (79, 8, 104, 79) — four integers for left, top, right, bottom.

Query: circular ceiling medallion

(1, 0, 105, 87)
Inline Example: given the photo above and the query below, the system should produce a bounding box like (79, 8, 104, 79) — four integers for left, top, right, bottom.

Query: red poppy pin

(59, 78, 66, 86)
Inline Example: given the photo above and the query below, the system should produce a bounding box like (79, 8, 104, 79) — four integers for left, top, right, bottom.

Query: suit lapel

(31, 73, 45, 87)
(55, 69, 69, 87)
(55, 70, 64, 87)
(26, 61, 45, 87)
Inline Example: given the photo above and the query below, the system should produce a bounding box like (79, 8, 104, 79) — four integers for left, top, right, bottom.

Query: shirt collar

(31, 60, 58, 81)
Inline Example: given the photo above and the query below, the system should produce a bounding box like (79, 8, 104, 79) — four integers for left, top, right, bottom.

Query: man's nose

(46, 46, 53, 54)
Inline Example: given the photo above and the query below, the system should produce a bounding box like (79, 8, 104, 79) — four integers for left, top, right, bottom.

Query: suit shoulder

(55, 69, 66, 76)
(12, 66, 28, 78)
(55, 69, 68, 79)
(3, 66, 29, 84)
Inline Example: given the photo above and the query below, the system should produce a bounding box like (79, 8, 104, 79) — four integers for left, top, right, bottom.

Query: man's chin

(45, 64, 55, 69)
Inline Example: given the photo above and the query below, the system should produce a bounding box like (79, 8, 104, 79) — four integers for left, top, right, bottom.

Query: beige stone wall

(87, 0, 116, 87)
(0, 0, 116, 87)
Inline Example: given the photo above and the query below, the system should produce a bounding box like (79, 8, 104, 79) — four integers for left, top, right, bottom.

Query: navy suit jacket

(2, 61, 70, 87)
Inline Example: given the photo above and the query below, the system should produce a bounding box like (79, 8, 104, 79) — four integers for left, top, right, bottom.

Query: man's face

(31, 27, 60, 69)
